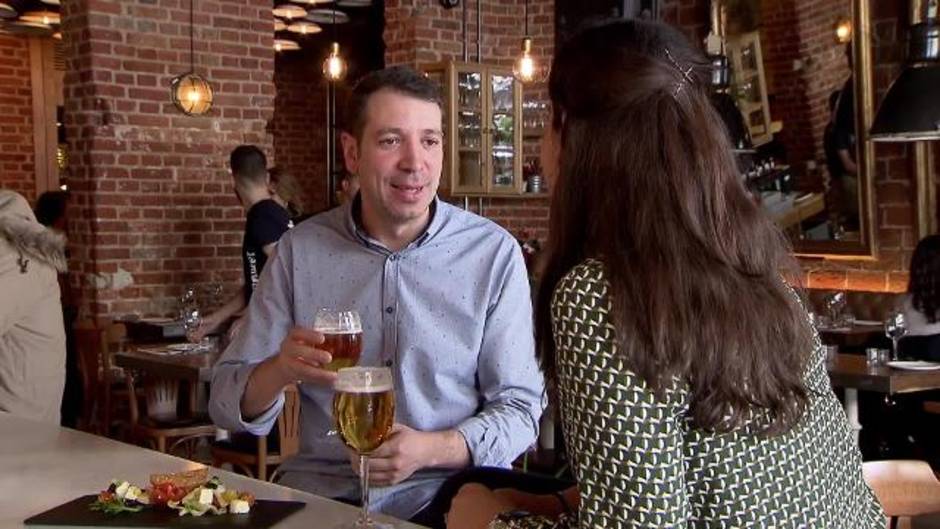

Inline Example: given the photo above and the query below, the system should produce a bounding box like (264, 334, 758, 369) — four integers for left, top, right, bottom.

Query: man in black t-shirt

(193, 145, 292, 341)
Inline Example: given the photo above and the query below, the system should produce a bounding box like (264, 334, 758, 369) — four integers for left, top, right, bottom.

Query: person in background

(447, 20, 884, 529)
(268, 167, 306, 223)
(209, 66, 543, 526)
(191, 146, 292, 343)
(829, 44, 859, 231)
(0, 190, 67, 424)
(33, 190, 81, 427)
(902, 235, 940, 339)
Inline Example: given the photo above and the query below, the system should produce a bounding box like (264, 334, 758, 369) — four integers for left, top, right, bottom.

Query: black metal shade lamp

(170, 0, 213, 116)
(870, 0, 940, 142)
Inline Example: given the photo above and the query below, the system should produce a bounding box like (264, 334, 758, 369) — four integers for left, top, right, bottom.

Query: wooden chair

(73, 320, 135, 437)
(863, 460, 940, 529)
(124, 370, 216, 458)
(211, 384, 301, 481)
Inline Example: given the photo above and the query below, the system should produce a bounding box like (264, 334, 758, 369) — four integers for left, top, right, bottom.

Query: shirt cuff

(456, 416, 508, 468)
(213, 363, 284, 436)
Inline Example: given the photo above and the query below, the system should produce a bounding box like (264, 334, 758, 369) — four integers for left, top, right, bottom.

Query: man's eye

(379, 137, 400, 146)
(423, 138, 441, 147)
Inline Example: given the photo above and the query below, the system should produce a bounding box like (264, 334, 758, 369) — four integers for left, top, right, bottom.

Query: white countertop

(0, 412, 423, 528)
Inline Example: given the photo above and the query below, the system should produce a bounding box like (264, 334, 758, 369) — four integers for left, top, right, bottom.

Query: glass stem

(892, 337, 898, 360)
(359, 454, 371, 526)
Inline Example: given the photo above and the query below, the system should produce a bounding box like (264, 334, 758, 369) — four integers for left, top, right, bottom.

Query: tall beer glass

(314, 308, 362, 371)
(333, 367, 395, 528)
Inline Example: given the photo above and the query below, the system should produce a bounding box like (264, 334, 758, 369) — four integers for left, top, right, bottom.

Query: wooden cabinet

(726, 31, 773, 147)
(424, 61, 524, 196)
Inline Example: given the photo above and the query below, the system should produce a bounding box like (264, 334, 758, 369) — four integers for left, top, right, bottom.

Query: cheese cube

(230, 499, 250, 514)
(198, 488, 214, 505)
(114, 481, 130, 498)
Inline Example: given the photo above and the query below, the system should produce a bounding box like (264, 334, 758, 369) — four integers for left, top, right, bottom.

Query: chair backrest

(277, 384, 302, 458)
(863, 460, 940, 518)
(72, 321, 109, 431)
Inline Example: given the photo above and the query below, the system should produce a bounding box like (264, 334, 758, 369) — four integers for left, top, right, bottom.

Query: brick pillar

(61, 0, 275, 319)
(0, 35, 36, 202)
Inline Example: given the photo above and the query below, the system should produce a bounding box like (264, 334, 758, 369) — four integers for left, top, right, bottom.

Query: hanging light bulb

(513, 0, 540, 84)
(514, 38, 537, 83)
(322, 42, 347, 82)
(834, 19, 852, 44)
(170, 0, 213, 116)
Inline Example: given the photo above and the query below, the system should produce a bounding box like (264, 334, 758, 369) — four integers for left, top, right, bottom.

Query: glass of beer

(333, 367, 395, 528)
(314, 308, 362, 371)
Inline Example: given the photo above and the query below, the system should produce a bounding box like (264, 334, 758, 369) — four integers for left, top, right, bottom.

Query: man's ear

(340, 132, 360, 175)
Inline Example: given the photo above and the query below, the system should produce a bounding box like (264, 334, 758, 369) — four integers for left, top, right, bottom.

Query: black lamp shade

(870, 64, 940, 142)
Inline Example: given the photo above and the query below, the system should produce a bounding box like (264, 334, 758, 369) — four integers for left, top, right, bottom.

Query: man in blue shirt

(209, 67, 544, 524)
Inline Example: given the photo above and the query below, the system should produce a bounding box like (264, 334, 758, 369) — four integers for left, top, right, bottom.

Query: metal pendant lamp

(870, 0, 940, 142)
(170, 0, 213, 116)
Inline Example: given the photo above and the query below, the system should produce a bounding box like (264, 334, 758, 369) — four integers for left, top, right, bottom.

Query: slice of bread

(149, 468, 208, 491)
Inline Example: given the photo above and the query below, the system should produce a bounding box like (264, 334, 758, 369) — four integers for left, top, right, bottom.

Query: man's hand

(349, 424, 438, 486)
(188, 314, 221, 343)
(271, 327, 337, 387)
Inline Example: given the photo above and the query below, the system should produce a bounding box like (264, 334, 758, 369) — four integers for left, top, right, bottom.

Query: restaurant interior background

(0, 0, 938, 324)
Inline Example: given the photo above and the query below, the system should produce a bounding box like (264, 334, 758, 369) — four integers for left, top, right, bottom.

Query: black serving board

(24, 495, 305, 528)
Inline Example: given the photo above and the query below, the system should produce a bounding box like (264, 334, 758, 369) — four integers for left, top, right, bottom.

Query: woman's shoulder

(553, 258, 609, 311)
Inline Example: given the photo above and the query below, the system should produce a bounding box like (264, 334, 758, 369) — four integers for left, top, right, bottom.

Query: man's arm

(838, 149, 858, 175)
(192, 292, 246, 341)
(455, 240, 544, 467)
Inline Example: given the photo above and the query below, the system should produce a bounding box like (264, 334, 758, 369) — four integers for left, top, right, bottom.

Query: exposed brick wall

(0, 35, 36, 202)
(384, 0, 554, 242)
(62, 0, 275, 319)
(799, 1, 920, 292)
(760, 0, 851, 180)
(273, 50, 329, 216)
(660, 0, 710, 44)
(659, 1, 925, 293)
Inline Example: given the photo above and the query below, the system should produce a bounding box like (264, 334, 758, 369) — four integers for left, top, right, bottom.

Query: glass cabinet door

(488, 73, 518, 193)
(455, 69, 484, 192)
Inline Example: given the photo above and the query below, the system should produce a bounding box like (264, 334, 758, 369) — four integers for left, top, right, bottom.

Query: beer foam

(314, 326, 362, 334)
(334, 379, 393, 393)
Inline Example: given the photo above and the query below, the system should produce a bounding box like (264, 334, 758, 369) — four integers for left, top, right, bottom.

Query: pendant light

(170, 0, 213, 116)
(870, 0, 940, 142)
(322, 8, 347, 82)
(513, 0, 538, 83)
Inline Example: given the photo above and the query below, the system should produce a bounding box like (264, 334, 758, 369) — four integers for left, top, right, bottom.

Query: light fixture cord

(189, 0, 195, 72)
(524, 0, 529, 37)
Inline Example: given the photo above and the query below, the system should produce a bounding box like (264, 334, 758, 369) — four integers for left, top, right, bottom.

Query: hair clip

(664, 47, 695, 99)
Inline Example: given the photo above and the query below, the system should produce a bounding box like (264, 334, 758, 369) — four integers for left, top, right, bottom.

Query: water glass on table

(883, 312, 907, 361)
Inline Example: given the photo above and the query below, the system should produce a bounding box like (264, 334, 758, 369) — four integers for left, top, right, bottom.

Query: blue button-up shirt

(209, 197, 544, 520)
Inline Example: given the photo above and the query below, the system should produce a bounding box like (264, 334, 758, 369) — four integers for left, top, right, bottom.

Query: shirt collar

(344, 194, 444, 252)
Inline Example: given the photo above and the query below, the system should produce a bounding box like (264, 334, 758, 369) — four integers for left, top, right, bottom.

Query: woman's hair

(535, 19, 814, 436)
(268, 167, 305, 219)
(908, 235, 940, 323)
(34, 190, 69, 228)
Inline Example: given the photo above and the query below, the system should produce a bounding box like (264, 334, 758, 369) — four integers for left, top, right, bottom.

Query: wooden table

(827, 354, 940, 444)
(818, 323, 885, 350)
(114, 343, 221, 382)
(114, 345, 221, 420)
(0, 412, 424, 528)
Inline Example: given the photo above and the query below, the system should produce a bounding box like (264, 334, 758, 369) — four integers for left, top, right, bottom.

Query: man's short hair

(343, 66, 443, 141)
(230, 145, 267, 185)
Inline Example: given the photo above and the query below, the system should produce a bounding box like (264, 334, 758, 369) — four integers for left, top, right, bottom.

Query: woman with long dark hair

(447, 19, 883, 529)
(904, 235, 940, 336)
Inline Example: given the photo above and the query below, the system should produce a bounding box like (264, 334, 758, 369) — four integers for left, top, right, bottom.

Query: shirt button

(385, 306, 394, 314)
(384, 359, 393, 367)
(389, 254, 399, 261)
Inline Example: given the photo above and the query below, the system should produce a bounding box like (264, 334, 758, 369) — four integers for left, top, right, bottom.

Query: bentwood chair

(863, 460, 940, 529)
(211, 384, 301, 481)
(123, 369, 216, 458)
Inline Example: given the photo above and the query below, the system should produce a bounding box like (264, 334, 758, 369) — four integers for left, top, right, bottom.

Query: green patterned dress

(496, 260, 885, 529)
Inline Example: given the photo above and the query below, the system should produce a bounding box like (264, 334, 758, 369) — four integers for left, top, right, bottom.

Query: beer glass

(314, 308, 362, 371)
(333, 367, 395, 528)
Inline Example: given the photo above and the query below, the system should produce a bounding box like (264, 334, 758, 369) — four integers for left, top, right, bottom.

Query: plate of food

(24, 468, 305, 527)
(885, 360, 940, 371)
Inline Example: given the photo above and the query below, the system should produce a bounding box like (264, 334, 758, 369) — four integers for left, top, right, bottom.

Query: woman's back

(551, 260, 885, 528)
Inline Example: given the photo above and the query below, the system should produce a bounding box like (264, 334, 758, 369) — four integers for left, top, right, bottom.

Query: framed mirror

(718, 0, 876, 257)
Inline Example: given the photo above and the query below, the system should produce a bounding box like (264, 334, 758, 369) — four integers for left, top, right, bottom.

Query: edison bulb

(187, 89, 201, 103)
(322, 42, 347, 82)
(513, 38, 538, 83)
